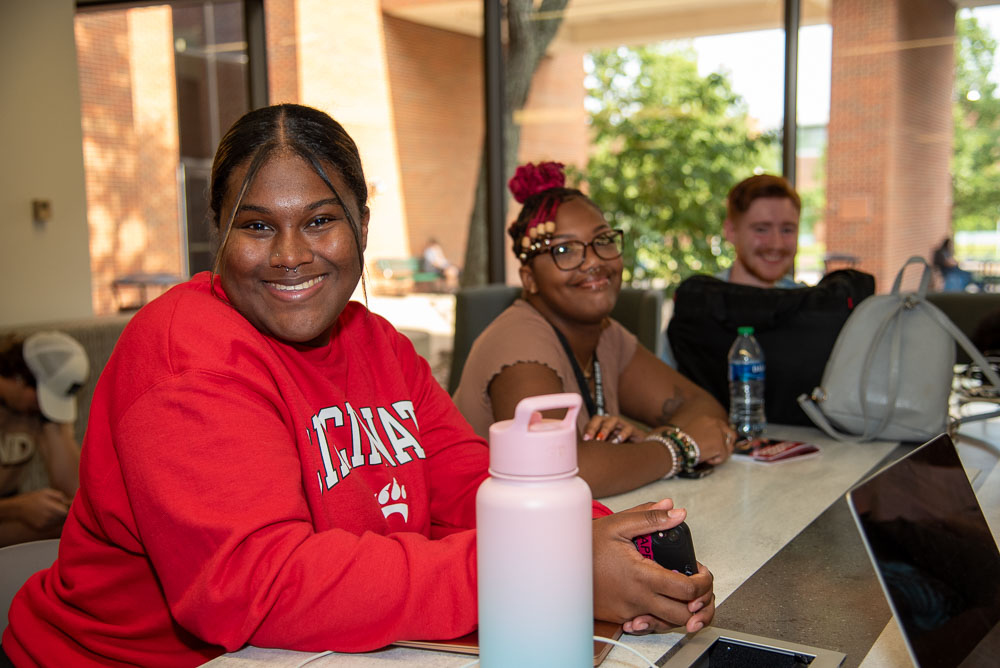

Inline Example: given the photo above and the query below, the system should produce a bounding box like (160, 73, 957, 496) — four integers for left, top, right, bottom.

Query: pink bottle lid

(488, 393, 582, 477)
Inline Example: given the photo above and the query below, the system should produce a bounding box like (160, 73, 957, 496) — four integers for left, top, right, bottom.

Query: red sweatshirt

(4, 273, 613, 667)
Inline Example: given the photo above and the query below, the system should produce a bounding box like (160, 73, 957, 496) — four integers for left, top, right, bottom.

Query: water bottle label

(729, 361, 765, 381)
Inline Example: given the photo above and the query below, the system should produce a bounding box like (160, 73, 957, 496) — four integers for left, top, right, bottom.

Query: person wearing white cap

(0, 331, 87, 546)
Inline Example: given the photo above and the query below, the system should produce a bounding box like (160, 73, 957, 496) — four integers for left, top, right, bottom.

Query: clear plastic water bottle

(728, 326, 766, 441)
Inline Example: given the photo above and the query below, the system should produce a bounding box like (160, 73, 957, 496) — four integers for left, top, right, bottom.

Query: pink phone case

(736, 439, 820, 462)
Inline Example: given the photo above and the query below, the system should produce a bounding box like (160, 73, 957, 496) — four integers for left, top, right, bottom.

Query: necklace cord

(548, 322, 604, 418)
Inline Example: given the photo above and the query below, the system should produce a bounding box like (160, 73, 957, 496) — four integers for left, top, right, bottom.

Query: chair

(0, 538, 59, 633)
(822, 253, 860, 274)
(447, 284, 665, 393)
(926, 292, 1000, 364)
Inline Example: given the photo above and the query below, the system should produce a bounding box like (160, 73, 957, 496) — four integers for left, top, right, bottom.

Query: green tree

(579, 44, 778, 287)
(953, 14, 1000, 232)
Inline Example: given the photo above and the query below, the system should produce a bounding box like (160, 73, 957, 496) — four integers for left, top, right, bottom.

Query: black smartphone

(632, 521, 698, 576)
(677, 461, 715, 479)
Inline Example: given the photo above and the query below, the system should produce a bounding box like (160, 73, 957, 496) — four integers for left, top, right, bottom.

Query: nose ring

(278, 264, 298, 273)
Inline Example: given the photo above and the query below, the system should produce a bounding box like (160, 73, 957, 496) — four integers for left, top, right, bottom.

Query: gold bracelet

(645, 434, 682, 479)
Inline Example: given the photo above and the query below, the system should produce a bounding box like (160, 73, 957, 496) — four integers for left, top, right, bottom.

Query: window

(75, 0, 249, 313)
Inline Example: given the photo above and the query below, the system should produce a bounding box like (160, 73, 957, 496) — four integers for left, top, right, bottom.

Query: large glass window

(75, 0, 249, 314)
(952, 3, 1000, 291)
(500, 1, 788, 288)
(74, 0, 995, 318)
(794, 19, 832, 283)
(495, 1, 980, 294)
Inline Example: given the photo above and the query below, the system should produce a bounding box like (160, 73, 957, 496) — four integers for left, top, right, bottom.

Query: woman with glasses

(453, 162, 735, 497)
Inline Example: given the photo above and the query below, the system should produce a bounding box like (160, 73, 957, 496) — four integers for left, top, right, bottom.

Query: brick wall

(382, 15, 483, 269)
(826, 0, 954, 292)
(264, 0, 298, 103)
(382, 17, 588, 279)
(890, 0, 954, 289)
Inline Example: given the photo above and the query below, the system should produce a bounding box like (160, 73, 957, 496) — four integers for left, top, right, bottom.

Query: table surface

(202, 421, 1000, 668)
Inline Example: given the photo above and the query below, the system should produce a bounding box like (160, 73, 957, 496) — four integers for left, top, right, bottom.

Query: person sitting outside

(421, 237, 459, 290)
(932, 237, 976, 292)
(2, 106, 715, 667)
(452, 162, 736, 499)
(719, 173, 805, 288)
(0, 331, 87, 547)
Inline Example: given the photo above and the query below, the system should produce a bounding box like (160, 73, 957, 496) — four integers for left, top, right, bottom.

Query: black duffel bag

(666, 269, 876, 426)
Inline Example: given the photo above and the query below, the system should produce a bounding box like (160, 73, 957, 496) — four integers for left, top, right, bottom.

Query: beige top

(452, 299, 638, 438)
(0, 405, 42, 496)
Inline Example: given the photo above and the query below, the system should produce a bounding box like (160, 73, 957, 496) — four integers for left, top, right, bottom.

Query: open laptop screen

(847, 434, 1000, 668)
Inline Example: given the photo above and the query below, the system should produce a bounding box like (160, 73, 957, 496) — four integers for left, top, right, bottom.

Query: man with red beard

(719, 174, 804, 288)
(661, 174, 804, 366)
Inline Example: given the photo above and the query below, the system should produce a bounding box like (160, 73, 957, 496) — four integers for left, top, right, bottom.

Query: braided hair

(507, 162, 588, 264)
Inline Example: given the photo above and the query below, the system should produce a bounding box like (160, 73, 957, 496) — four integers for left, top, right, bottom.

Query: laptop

(846, 434, 1000, 668)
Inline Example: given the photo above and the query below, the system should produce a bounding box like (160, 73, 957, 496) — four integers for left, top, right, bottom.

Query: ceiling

(381, 0, 833, 50)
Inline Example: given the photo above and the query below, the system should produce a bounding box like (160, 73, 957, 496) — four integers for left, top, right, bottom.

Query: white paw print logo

(377, 477, 408, 522)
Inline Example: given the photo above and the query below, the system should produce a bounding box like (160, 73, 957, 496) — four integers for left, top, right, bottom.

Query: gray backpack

(798, 256, 1000, 442)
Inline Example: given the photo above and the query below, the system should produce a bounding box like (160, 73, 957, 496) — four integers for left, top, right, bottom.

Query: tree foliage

(577, 44, 778, 287)
(953, 14, 1000, 232)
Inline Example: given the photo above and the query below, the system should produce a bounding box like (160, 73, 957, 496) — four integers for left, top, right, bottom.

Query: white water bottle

(728, 325, 767, 440)
(477, 393, 593, 667)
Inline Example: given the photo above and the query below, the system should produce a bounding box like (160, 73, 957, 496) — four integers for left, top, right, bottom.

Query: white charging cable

(292, 650, 332, 668)
(291, 634, 658, 668)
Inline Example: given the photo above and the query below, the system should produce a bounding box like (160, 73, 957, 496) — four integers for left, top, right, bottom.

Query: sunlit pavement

(362, 292, 457, 390)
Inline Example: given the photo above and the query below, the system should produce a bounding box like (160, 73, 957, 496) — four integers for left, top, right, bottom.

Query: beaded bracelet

(645, 434, 682, 479)
(663, 427, 701, 471)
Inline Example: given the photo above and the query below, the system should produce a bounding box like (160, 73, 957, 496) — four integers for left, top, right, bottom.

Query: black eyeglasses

(540, 230, 625, 271)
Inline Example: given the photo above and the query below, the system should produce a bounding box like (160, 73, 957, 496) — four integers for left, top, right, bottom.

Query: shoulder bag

(797, 256, 1000, 442)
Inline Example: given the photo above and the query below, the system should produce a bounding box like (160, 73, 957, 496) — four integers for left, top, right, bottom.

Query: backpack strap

(857, 256, 938, 440)
(857, 300, 907, 440)
(891, 256, 934, 297)
(796, 393, 864, 442)
(857, 257, 934, 441)
(921, 299, 1000, 387)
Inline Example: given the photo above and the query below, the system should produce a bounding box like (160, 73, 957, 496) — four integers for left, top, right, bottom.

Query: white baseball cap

(23, 331, 89, 423)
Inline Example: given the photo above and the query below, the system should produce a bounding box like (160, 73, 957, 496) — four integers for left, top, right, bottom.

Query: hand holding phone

(632, 521, 698, 576)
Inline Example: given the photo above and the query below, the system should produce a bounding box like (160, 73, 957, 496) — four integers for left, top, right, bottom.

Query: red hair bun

(508, 161, 565, 203)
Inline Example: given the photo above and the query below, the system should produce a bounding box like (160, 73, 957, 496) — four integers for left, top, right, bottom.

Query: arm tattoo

(656, 388, 684, 425)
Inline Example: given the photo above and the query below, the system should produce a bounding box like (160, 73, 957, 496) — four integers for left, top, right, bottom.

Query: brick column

(264, 0, 298, 103)
(826, 0, 954, 292)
